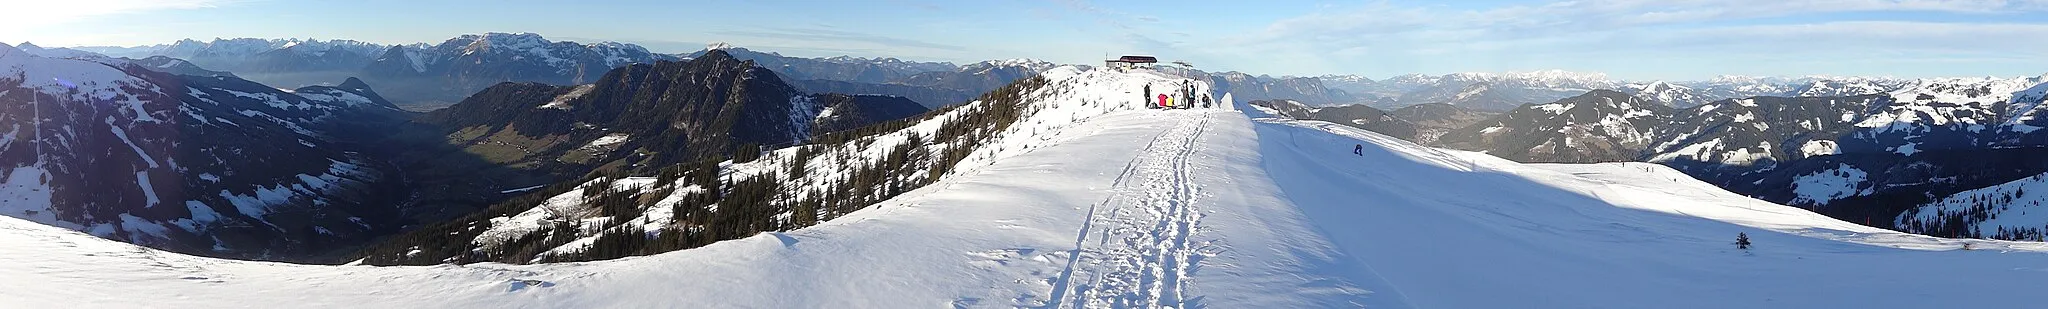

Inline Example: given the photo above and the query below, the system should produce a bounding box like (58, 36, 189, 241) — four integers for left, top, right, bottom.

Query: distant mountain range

(706, 46, 1052, 109)
(60, 36, 1073, 113)
(1304, 71, 2048, 112)
(70, 33, 678, 110)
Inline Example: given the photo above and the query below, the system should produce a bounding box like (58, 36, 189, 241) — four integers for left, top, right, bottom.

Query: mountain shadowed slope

(1645, 95, 1890, 166)
(693, 46, 1049, 109)
(1203, 71, 1354, 105)
(693, 46, 957, 84)
(894, 59, 1052, 96)
(128, 56, 239, 78)
(810, 94, 930, 134)
(790, 78, 977, 109)
(1400, 72, 2048, 240)
(1434, 90, 1672, 163)
(0, 43, 415, 260)
(1250, 99, 1418, 141)
(1392, 103, 1498, 144)
(417, 49, 824, 176)
(1639, 91, 2048, 238)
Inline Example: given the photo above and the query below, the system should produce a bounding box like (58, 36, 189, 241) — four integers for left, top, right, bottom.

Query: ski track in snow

(1054, 112, 1214, 308)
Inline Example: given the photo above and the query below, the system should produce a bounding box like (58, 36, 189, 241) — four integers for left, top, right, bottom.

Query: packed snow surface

(5, 67, 2048, 308)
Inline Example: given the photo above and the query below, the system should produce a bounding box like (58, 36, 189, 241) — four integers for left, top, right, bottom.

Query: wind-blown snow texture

(5, 67, 2046, 308)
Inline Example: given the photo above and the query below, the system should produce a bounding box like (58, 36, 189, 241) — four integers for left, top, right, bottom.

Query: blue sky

(5, 0, 2046, 80)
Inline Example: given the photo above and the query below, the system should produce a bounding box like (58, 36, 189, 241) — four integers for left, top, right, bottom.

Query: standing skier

(1143, 84, 1152, 108)
(1354, 144, 1364, 156)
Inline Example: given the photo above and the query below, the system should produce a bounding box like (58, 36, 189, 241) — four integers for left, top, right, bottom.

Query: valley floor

(5, 105, 2047, 308)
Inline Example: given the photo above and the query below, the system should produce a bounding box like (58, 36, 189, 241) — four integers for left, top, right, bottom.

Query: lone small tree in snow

(1735, 232, 1752, 250)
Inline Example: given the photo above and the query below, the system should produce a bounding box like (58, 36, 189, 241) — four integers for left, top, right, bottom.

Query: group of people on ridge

(1143, 81, 1211, 109)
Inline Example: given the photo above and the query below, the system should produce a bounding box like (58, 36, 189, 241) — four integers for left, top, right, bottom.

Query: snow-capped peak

(1381, 73, 1436, 85)
(964, 58, 1056, 73)
(1706, 75, 1767, 84)
(706, 42, 734, 51)
(1317, 74, 1375, 83)
(458, 32, 552, 52)
(1436, 69, 1615, 89)
(1618, 80, 1708, 107)
(1504, 69, 1610, 82)
(12, 42, 111, 60)
(1886, 75, 2046, 105)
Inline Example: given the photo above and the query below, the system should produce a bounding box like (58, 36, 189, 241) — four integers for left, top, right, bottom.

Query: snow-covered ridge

(1412, 69, 1617, 90)
(2009, 81, 2048, 126)
(1899, 172, 2048, 240)
(1316, 74, 1374, 83)
(442, 32, 668, 74)
(962, 58, 1058, 73)
(147, 37, 388, 59)
(1322, 69, 2047, 109)
(0, 43, 156, 101)
(1619, 80, 1702, 107)
(12, 42, 113, 61)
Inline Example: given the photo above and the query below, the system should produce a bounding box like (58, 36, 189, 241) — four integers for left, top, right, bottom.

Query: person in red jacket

(1157, 93, 1169, 108)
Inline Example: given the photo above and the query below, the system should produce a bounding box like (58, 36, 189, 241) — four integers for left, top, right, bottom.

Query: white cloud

(1204, 0, 2048, 79)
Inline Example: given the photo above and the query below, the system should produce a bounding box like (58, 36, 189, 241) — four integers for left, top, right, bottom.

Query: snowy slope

(7, 68, 2048, 308)
(1899, 173, 2048, 240)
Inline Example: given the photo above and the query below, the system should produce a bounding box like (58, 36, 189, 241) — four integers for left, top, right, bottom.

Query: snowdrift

(4, 66, 2047, 308)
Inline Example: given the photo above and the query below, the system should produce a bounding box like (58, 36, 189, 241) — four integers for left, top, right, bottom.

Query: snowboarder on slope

(1354, 144, 1364, 156)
